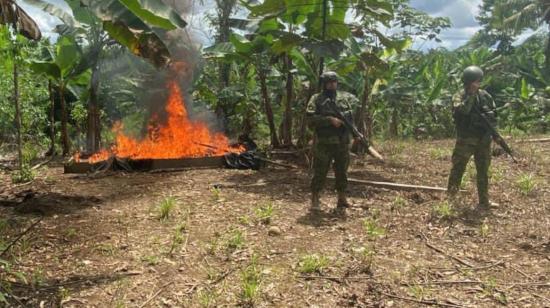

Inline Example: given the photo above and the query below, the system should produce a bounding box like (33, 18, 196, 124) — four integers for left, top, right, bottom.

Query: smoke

(140, 0, 223, 134)
(96, 0, 222, 142)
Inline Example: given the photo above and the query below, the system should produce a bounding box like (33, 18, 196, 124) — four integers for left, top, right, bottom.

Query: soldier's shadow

(453, 203, 490, 227)
(296, 210, 344, 227)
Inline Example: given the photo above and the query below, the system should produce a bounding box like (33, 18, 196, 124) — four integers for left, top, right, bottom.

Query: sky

(20, 0, 484, 50)
(410, 0, 482, 49)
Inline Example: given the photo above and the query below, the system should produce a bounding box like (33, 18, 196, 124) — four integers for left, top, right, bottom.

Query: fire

(75, 81, 243, 163)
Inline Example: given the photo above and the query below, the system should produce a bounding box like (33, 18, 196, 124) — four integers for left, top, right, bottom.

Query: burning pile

(75, 81, 243, 163)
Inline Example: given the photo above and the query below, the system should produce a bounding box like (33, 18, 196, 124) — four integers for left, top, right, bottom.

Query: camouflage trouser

(447, 136, 492, 205)
(311, 142, 350, 193)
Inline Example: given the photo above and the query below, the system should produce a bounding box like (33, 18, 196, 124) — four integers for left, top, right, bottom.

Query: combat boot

(310, 192, 321, 213)
(446, 185, 459, 201)
(477, 200, 499, 210)
(330, 191, 348, 217)
(336, 191, 350, 208)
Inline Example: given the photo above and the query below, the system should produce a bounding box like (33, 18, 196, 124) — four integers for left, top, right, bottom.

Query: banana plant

(24, 0, 187, 68)
(0, 0, 40, 40)
(206, 32, 282, 147)
(496, 0, 550, 70)
(30, 35, 91, 156)
(25, 0, 187, 153)
(0, 0, 41, 171)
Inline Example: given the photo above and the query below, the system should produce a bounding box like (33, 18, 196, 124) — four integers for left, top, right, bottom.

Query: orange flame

(75, 81, 243, 163)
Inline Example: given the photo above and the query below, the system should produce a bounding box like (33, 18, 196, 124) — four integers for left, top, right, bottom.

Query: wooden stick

(0, 283, 24, 306)
(517, 138, 550, 143)
(403, 280, 481, 286)
(424, 242, 474, 268)
(472, 259, 504, 270)
(380, 291, 464, 308)
(510, 264, 532, 279)
(0, 163, 14, 171)
(139, 281, 174, 308)
(418, 231, 474, 268)
(4, 271, 142, 290)
(404, 280, 549, 288)
(298, 275, 375, 282)
(0, 218, 42, 257)
(256, 157, 298, 169)
(31, 158, 52, 170)
(532, 293, 550, 303)
(182, 209, 191, 252)
(210, 268, 236, 285)
(503, 282, 549, 287)
(270, 147, 311, 154)
(331, 176, 456, 192)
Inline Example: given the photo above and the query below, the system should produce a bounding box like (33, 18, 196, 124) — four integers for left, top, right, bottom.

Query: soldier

(306, 71, 359, 214)
(447, 66, 498, 210)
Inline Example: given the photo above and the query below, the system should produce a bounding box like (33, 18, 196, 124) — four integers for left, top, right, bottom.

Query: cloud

(23, 0, 485, 51)
(409, 0, 449, 14)
(410, 0, 482, 50)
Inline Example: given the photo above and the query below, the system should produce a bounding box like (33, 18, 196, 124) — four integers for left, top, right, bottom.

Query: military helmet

(462, 66, 484, 84)
(321, 71, 339, 83)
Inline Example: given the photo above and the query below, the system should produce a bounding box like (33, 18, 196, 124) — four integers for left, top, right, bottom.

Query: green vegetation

(516, 173, 538, 195)
(157, 196, 176, 221)
(433, 200, 455, 219)
(239, 256, 262, 304)
(225, 228, 245, 251)
(0, 0, 546, 172)
(297, 254, 330, 274)
(255, 202, 274, 224)
(363, 219, 386, 239)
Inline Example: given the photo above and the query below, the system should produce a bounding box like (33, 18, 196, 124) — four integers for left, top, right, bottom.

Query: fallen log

(328, 176, 453, 192)
(0, 217, 43, 257)
(517, 138, 550, 143)
(0, 163, 14, 171)
(31, 158, 52, 170)
(256, 157, 298, 169)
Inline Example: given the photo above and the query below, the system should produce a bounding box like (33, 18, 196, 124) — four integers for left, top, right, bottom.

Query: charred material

(64, 156, 227, 174)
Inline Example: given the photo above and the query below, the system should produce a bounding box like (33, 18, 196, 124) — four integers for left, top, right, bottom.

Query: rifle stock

(323, 98, 384, 161)
(473, 97, 517, 163)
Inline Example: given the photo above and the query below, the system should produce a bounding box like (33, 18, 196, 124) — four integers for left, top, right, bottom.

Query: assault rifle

(473, 97, 517, 163)
(323, 98, 384, 161)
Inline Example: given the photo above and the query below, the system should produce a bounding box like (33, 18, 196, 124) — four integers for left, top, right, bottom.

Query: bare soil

(0, 138, 548, 307)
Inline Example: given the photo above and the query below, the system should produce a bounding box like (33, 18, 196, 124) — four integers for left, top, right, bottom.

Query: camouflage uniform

(307, 91, 358, 197)
(447, 89, 497, 206)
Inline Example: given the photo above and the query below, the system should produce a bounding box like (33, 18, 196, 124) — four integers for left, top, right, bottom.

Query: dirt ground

(0, 138, 549, 307)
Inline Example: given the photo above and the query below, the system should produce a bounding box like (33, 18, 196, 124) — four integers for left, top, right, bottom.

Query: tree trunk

(215, 0, 237, 131)
(389, 108, 398, 138)
(257, 59, 280, 147)
(545, 30, 550, 72)
(355, 69, 373, 153)
(216, 0, 235, 87)
(297, 88, 315, 147)
(86, 63, 101, 154)
(318, 0, 328, 89)
(59, 83, 71, 156)
(282, 54, 293, 146)
(216, 60, 230, 124)
(13, 52, 23, 170)
(48, 80, 56, 156)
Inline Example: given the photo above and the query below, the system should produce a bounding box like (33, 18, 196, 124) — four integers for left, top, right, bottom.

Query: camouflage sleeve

(481, 91, 498, 126)
(484, 91, 497, 112)
(343, 95, 357, 123)
(306, 94, 333, 128)
(452, 91, 476, 116)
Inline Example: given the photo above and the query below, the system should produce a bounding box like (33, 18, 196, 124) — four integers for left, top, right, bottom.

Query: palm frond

(0, 0, 41, 40)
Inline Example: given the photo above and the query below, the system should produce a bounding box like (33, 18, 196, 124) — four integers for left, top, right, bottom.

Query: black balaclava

(323, 84, 337, 100)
